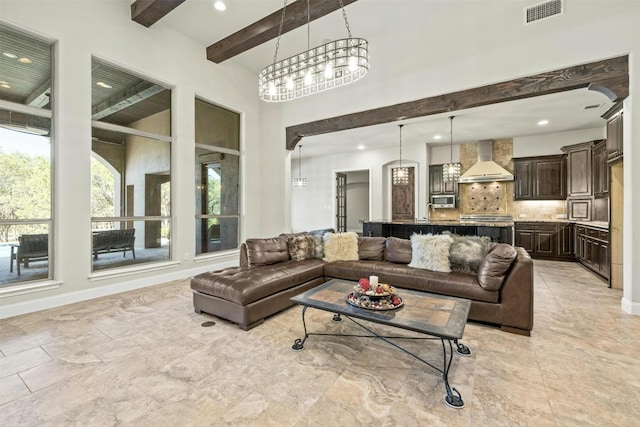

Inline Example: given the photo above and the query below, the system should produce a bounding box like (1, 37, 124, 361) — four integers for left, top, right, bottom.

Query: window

(0, 24, 53, 286)
(91, 58, 172, 272)
(195, 99, 240, 255)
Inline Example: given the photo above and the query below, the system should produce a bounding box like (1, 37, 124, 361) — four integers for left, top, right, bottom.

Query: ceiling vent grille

(525, 0, 563, 24)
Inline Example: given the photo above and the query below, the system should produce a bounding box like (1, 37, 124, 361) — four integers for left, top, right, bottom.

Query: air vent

(584, 104, 602, 110)
(525, 0, 563, 24)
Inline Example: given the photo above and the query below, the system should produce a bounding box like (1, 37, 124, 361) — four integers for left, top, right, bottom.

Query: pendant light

(259, 0, 369, 102)
(392, 124, 409, 185)
(443, 116, 461, 183)
(292, 144, 307, 187)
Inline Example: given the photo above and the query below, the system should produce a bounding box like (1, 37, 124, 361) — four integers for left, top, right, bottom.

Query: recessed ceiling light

(18, 57, 32, 64)
(357, 145, 365, 150)
(96, 81, 112, 89)
(214, 1, 226, 11)
(0, 83, 10, 89)
(2, 52, 18, 58)
(537, 119, 549, 126)
(433, 134, 442, 140)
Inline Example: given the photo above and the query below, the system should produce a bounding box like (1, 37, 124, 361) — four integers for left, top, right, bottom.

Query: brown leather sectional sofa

(190, 235, 534, 336)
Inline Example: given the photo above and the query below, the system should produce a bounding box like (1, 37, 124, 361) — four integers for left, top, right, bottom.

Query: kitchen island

(363, 218, 514, 244)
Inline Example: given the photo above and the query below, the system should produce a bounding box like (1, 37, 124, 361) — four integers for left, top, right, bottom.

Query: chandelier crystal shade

(392, 124, 409, 186)
(443, 116, 461, 183)
(293, 144, 307, 187)
(259, 38, 369, 102)
(259, 0, 369, 102)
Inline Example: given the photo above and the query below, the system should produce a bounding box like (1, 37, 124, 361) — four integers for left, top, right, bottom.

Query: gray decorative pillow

(288, 235, 314, 261)
(323, 232, 359, 262)
(449, 234, 491, 275)
(245, 236, 289, 266)
(408, 233, 454, 273)
(309, 228, 334, 259)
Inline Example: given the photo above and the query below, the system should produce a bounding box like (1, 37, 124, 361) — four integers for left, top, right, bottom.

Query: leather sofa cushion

(324, 260, 498, 303)
(477, 243, 518, 290)
(384, 237, 412, 264)
(358, 237, 386, 260)
(191, 259, 325, 305)
(245, 236, 289, 266)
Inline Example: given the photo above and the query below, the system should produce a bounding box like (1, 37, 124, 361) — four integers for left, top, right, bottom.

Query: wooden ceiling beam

(207, 0, 358, 64)
(285, 55, 629, 150)
(131, 0, 186, 28)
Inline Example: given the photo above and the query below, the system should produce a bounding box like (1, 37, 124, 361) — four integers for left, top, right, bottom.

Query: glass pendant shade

(443, 116, 461, 183)
(293, 145, 307, 187)
(392, 167, 409, 185)
(392, 124, 409, 185)
(259, 0, 369, 102)
(442, 162, 461, 182)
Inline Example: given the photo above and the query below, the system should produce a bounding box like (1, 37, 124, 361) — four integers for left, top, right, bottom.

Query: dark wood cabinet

(429, 164, 458, 196)
(513, 155, 566, 200)
(593, 141, 608, 198)
(515, 221, 573, 261)
(563, 141, 595, 198)
(605, 106, 623, 163)
(574, 224, 609, 280)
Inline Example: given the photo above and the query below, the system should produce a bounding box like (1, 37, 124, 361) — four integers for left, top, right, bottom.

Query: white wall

(513, 127, 606, 157)
(0, 1, 261, 316)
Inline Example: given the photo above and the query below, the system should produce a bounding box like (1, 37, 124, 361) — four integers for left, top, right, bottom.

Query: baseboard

(0, 260, 236, 319)
(621, 297, 640, 315)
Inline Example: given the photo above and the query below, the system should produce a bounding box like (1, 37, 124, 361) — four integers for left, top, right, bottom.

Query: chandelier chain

(272, 0, 289, 66)
(338, 0, 352, 39)
(450, 116, 454, 162)
(298, 145, 302, 179)
(399, 124, 404, 167)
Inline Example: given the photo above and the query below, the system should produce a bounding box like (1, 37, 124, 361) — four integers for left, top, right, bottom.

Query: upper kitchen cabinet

(593, 141, 609, 198)
(562, 141, 598, 198)
(513, 155, 566, 200)
(604, 104, 623, 164)
(429, 164, 458, 196)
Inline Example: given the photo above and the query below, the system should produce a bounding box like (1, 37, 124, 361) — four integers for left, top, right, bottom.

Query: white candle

(369, 275, 378, 286)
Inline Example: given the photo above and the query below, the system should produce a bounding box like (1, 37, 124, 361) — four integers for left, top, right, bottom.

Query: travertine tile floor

(1, 260, 639, 426)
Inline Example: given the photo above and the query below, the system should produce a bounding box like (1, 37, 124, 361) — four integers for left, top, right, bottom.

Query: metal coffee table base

(292, 308, 471, 409)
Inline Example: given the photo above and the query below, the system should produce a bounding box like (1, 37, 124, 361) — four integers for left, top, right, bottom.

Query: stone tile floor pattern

(1, 260, 639, 425)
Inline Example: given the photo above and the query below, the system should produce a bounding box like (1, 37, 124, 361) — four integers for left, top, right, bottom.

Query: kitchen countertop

(513, 219, 609, 230)
(365, 220, 514, 227)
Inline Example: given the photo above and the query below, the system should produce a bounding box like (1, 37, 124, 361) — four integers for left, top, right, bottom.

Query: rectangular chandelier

(259, 38, 369, 102)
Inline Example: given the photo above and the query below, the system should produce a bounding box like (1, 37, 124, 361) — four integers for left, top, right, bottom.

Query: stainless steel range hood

(459, 140, 514, 183)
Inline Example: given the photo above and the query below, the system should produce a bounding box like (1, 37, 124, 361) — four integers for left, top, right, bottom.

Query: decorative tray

(346, 292, 403, 311)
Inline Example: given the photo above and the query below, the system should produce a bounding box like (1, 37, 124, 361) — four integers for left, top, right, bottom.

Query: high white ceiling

(154, 0, 613, 157)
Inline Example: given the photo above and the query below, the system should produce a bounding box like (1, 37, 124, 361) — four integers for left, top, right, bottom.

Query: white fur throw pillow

(323, 232, 359, 263)
(408, 233, 454, 272)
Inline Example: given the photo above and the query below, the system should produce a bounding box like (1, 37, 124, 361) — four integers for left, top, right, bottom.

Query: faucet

(426, 203, 434, 221)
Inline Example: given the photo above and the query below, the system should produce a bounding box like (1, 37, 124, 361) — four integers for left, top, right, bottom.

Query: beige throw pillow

(408, 233, 454, 273)
(323, 232, 359, 263)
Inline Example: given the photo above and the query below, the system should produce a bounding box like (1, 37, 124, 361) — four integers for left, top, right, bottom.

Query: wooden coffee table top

(290, 279, 471, 340)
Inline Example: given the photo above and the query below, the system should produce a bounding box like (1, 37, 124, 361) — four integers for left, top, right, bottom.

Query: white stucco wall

(0, 1, 261, 315)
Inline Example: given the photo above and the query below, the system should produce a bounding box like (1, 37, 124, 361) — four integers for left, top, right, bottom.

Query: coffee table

(290, 279, 472, 408)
